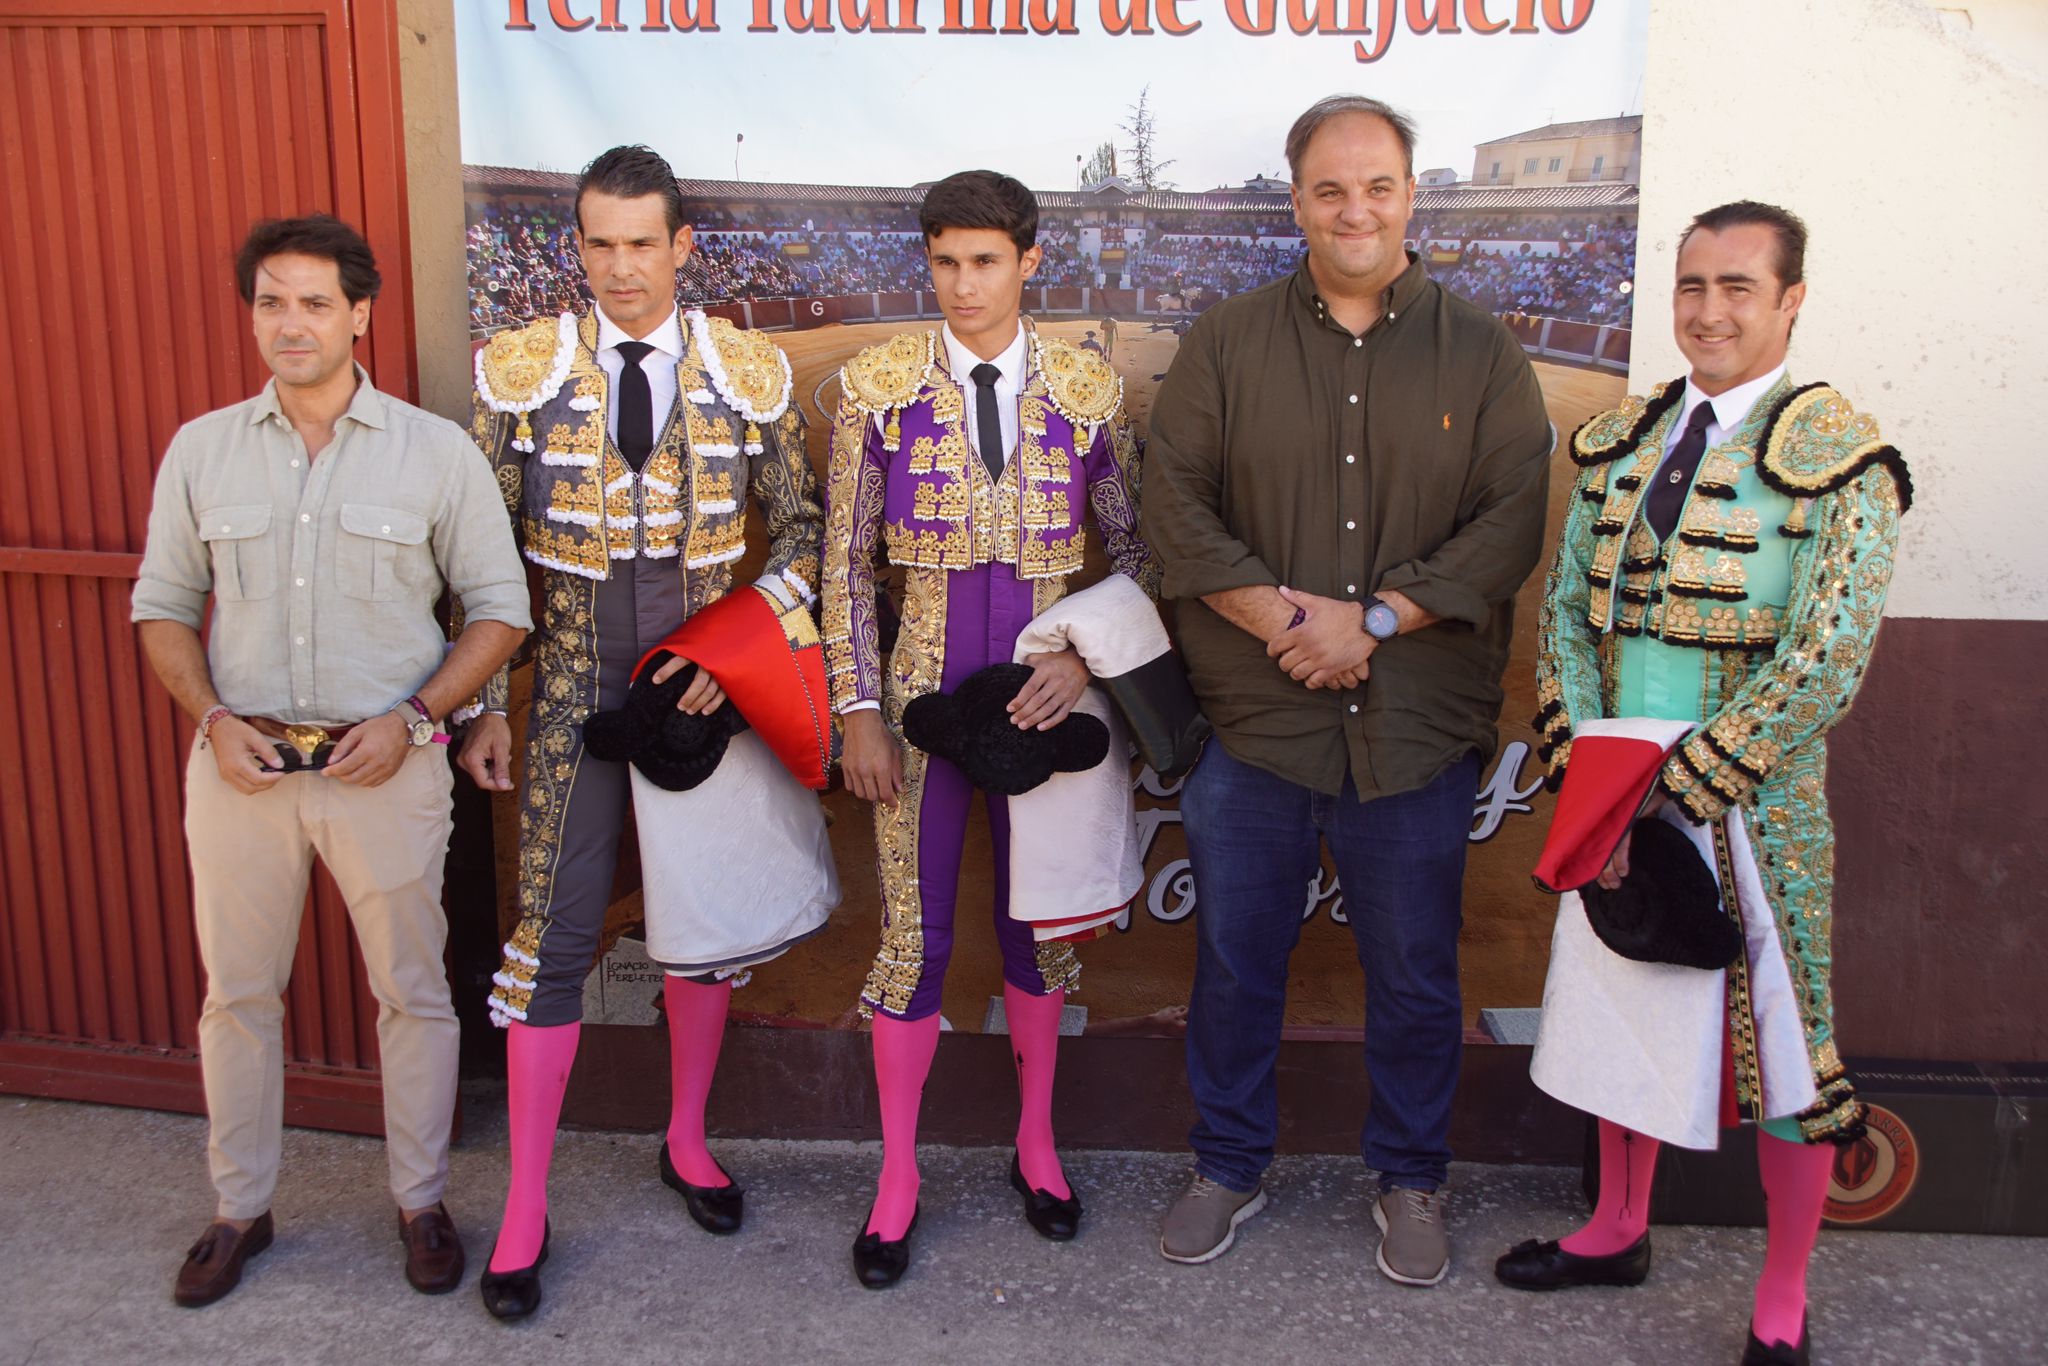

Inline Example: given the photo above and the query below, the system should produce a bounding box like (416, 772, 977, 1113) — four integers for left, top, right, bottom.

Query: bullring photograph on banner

(454, 0, 1651, 1034)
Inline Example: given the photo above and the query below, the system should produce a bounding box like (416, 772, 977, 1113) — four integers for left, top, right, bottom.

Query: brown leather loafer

(173, 1212, 274, 1307)
(399, 1203, 467, 1294)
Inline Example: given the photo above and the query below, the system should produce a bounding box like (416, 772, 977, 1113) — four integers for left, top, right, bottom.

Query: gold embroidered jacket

(821, 328, 1158, 713)
(1536, 375, 1912, 817)
(463, 309, 824, 712)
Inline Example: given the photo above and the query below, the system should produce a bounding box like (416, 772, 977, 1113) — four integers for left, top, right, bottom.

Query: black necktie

(1645, 401, 1716, 541)
(970, 362, 1005, 481)
(615, 340, 654, 472)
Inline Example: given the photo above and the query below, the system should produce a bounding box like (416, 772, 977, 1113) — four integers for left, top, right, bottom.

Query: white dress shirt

(1658, 362, 1787, 469)
(595, 305, 685, 443)
(942, 322, 1027, 471)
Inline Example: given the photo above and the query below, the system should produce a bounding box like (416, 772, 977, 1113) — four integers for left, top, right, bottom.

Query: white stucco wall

(1633, 0, 2048, 620)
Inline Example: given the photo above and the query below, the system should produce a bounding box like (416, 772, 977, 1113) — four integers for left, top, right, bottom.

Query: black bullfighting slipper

(479, 1221, 550, 1322)
(1493, 1232, 1652, 1290)
(851, 1205, 919, 1290)
(659, 1141, 745, 1235)
(1009, 1152, 1083, 1241)
(1740, 1314, 1810, 1366)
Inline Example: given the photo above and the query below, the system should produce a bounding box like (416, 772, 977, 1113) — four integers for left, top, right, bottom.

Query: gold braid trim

(1569, 378, 1684, 466)
(488, 915, 544, 1027)
(1032, 335, 1123, 427)
(1757, 384, 1914, 511)
(840, 331, 937, 416)
(476, 314, 576, 412)
(697, 313, 794, 425)
(1034, 940, 1081, 996)
(1796, 1065, 1868, 1144)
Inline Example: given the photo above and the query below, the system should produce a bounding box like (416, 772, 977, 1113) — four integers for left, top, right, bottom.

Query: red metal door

(0, 0, 418, 1131)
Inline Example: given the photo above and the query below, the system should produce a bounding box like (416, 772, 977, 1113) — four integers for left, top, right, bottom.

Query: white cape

(1004, 577, 1157, 941)
(630, 728, 839, 976)
(1529, 718, 1818, 1150)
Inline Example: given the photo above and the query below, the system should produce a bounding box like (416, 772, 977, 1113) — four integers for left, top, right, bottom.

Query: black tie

(615, 340, 655, 472)
(1645, 401, 1716, 541)
(970, 362, 1005, 481)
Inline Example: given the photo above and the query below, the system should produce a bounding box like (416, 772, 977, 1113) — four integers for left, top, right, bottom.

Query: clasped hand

(1267, 586, 1375, 690)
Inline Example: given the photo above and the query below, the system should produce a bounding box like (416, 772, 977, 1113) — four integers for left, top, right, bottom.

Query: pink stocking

(1005, 983, 1071, 1200)
(663, 976, 733, 1188)
(491, 1020, 581, 1272)
(1560, 1119, 1660, 1256)
(1753, 1129, 1832, 1347)
(865, 1011, 941, 1240)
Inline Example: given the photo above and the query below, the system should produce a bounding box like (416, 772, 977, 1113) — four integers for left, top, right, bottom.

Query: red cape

(632, 584, 831, 791)
(1530, 719, 1693, 894)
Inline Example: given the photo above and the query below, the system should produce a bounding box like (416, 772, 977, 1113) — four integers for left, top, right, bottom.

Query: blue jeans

(1181, 741, 1479, 1193)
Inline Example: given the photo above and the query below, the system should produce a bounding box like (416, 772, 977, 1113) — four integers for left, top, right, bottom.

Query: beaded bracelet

(198, 704, 234, 747)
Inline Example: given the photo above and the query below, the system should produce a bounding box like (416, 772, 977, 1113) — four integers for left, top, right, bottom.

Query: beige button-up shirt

(132, 367, 532, 726)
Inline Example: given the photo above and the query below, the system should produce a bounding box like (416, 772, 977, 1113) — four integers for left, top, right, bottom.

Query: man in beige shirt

(132, 215, 530, 1307)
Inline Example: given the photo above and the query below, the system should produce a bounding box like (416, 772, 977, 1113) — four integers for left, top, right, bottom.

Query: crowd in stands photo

(465, 187, 1638, 334)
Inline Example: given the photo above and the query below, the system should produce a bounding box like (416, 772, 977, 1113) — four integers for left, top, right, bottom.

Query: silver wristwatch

(395, 695, 435, 747)
(1362, 595, 1400, 641)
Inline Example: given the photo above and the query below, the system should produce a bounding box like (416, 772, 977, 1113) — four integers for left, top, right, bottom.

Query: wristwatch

(1361, 595, 1400, 642)
(394, 695, 439, 748)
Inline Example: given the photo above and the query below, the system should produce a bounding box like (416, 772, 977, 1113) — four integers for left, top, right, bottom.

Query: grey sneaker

(1373, 1186, 1450, 1286)
(1159, 1174, 1268, 1264)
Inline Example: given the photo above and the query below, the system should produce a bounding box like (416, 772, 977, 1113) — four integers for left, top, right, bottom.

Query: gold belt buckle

(284, 724, 331, 765)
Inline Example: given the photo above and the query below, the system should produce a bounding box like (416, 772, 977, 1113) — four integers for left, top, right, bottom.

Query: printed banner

(456, 0, 1650, 1034)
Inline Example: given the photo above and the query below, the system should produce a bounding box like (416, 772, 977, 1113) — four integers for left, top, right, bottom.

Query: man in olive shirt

(133, 216, 530, 1306)
(1143, 97, 1552, 1283)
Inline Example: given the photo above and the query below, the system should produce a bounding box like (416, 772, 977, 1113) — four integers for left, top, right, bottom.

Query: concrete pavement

(2, 1089, 2043, 1365)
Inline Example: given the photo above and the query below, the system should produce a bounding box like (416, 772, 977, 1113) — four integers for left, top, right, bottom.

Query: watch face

(1366, 603, 1400, 639)
(409, 719, 435, 746)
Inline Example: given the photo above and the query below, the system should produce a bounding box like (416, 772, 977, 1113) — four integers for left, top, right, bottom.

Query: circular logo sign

(1822, 1103, 1919, 1225)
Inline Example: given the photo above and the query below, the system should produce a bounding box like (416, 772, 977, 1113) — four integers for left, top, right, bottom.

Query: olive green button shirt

(1142, 255, 1554, 799)
(131, 367, 532, 726)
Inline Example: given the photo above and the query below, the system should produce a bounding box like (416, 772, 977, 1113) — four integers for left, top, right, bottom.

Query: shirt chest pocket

(197, 504, 275, 602)
(337, 503, 429, 602)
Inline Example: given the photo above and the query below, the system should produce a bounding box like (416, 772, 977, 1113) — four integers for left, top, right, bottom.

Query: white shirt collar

(941, 322, 1027, 388)
(1681, 362, 1787, 437)
(595, 304, 684, 361)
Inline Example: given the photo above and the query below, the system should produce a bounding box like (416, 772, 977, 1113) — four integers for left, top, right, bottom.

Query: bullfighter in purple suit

(823, 171, 1156, 1288)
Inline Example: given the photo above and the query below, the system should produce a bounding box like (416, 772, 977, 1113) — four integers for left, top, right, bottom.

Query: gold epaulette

(1756, 383, 1914, 511)
(690, 311, 794, 423)
(474, 313, 576, 415)
(1033, 335, 1122, 427)
(840, 331, 936, 416)
(1569, 377, 1684, 466)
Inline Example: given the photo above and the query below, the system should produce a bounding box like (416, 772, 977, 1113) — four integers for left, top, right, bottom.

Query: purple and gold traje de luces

(843, 328, 1140, 582)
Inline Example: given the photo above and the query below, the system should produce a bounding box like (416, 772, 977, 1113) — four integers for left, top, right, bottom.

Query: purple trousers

(870, 561, 1070, 1022)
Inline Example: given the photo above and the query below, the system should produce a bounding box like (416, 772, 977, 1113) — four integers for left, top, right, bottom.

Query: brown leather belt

(245, 717, 362, 745)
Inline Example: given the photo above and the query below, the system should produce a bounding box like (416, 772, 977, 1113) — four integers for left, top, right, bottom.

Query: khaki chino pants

(184, 738, 458, 1219)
